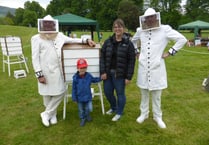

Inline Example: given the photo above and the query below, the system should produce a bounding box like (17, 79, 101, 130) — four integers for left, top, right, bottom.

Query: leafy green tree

(5, 0, 199, 31)
(117, 0, 140, 31)
(24, 1, 45, 18)
(70, 0, 88, 16)
(13, 1, 45, 26)
(97, 0, 121, 30)
(3, 12, 15, 25)
(14, 8, 25, 25)
(46, 0, 68, 16)
(0, 17, 4, 25)
(184, 0, 209, 22)
(150, 0, 181, 11)
(132, 0, 144, 8)
(86, 0, 102, 19)
(46, 0, 91, 16)
(161, 10, 181, 29)
(6, 12, 14, 19)
(3, 17, 14, 25)
(22, 10, 37, 27)
(150, 0, 182, 28)
(45, 0, 144, 30)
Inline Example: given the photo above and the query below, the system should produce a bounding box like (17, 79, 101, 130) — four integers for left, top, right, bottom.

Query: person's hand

(162, 52, 170, 58)
(38, 76, 46, 84)
(87, 39, 96, 47)
(101, 73, 107, 80)
(125, 79, 131, 85)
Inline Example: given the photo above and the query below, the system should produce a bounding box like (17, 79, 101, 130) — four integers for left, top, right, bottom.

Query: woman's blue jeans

(103, 70, 126, 115)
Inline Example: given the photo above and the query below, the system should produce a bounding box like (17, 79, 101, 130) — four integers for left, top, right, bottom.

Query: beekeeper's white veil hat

(43, 15, 54, 20)
(144, 8, 157, 16)
(140, 8, 161, 31)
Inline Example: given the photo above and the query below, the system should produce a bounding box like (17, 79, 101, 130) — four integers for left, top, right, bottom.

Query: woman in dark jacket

(100, 18, 136, 121)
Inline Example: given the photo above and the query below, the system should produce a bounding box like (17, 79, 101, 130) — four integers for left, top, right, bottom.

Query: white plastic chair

(63, 82, 105, 119)
(0, 36, 29, 76)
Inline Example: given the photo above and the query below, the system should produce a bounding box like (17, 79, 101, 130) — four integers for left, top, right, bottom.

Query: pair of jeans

(78, 101, 90, 119)
(88, 101, 93, 112)
(103, 70, 126, 115)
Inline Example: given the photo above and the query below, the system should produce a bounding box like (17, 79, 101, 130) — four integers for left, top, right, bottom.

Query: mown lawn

(0, 25, 209, 145)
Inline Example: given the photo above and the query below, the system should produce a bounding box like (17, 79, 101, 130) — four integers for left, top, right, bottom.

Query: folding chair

(91, 82, 105, 114)
(0, 36, 29, 76)
(63, 81, 105, 119)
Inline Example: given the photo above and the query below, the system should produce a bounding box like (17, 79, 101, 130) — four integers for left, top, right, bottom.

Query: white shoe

(136, 114, 148, 123)
(106, 109, 114, 115)
(50, 115, 57, 125)
(112, 114, 121, 121)
(153, 117, 166, 129)
(40, 112, 50, 127)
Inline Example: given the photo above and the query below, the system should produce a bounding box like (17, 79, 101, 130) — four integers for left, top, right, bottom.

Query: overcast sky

(0, 0, 52, 9)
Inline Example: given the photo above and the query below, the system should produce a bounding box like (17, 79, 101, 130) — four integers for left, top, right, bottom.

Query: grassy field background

(0, 25, 209, 145)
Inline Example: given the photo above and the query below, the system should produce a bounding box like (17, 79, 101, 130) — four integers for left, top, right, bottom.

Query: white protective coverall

(31, 15, 89, 126)
(32, 32, 84, 96)
(132, 8, 187, 128)
(132, 25, 187, 90)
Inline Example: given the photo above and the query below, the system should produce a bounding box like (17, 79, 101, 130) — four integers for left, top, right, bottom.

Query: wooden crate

(61, 43, 101, 83)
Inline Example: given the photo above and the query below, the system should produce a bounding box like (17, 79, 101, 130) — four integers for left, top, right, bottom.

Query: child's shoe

(80, 119, 86, 126)
(87, 115, 92, 122)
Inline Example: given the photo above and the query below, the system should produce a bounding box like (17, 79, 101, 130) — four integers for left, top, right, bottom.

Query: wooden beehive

(62, 43, 101, 83)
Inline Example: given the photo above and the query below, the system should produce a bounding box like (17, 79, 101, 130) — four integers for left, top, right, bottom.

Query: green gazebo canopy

(53, 13, 100, 41)
(178, 20, 209, 39)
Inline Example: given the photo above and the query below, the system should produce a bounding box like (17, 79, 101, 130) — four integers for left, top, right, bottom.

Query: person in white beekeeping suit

(131, 8, 187, 128)
(31, 15, 96, 127)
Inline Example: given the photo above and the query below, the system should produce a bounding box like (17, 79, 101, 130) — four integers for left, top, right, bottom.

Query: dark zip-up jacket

(100, 33, 136, 80)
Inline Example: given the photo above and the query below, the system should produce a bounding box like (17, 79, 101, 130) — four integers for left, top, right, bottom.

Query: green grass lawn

(0, 25, 209, 145)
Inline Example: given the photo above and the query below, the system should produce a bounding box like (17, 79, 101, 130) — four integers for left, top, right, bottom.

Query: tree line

(1, 0, 209, 31)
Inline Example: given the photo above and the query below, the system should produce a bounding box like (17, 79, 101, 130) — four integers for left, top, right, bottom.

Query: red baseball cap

(77, 58, 88, 69)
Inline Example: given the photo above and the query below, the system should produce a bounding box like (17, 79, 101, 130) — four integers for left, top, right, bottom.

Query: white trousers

(140, 89, 162, 119)
(43, 93, 64, 119)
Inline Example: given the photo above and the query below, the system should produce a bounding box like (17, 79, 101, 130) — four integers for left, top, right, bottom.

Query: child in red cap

(72, 58, 101, 126)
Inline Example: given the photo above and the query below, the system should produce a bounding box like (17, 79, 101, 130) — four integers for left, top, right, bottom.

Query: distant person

(99, 32, 103, 39)
(100, 18, 136, 121)
(31, 15, 96, 127)
(197, 29, 201, 38)
(132, 8, 187, 128)
(187, 39, 194, 47)
(72, 58, 101, 126)
(207, 42, 209, 51)
(67, 28, 71, 37)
